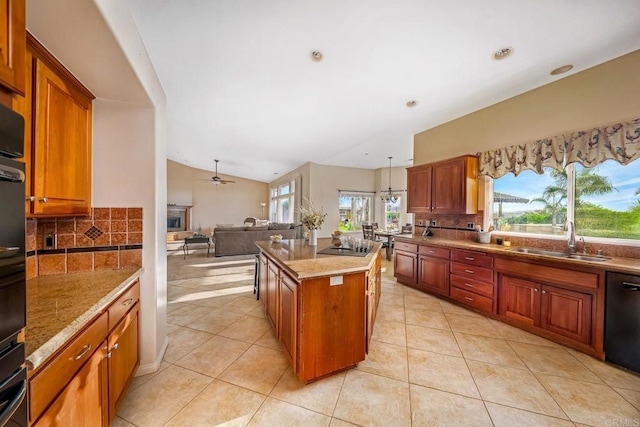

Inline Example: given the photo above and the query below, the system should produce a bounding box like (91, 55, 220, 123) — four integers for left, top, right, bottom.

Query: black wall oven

(0, 102, 27, 427)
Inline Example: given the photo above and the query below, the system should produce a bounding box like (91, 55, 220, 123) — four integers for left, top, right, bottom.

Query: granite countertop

(25, 268, 143, 371)
(394, 235, 640, 275)
(256, 238, 382, 280)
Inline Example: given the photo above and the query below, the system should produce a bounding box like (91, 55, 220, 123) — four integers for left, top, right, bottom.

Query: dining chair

(362, 224, 376, 240)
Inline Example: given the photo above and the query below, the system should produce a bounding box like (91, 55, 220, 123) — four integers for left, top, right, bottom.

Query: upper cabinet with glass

(407, 155, 479, 215)
(0, 0, 26, 96)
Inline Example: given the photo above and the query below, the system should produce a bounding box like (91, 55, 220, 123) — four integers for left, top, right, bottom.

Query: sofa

(213, 223, 297, 256)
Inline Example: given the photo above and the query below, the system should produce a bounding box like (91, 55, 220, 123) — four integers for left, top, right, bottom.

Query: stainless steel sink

(508, 247, 569, 257)
(508, 247, 610, 262)
(564, 254, 611, 262)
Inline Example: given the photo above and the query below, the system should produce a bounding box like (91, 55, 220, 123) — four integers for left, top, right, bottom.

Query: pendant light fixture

(381, 156, 400, 203)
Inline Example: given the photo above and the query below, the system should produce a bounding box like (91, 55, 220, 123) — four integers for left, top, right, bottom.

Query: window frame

(270, 179, 295, 223)
(487, 163, 640, 246)
(338, 192, 374, 232)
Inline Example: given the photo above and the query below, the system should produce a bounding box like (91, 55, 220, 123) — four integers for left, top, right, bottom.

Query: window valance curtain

(478, 117, 640, 178)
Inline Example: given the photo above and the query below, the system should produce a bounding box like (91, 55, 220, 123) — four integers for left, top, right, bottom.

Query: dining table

(374, 230, 413, 261)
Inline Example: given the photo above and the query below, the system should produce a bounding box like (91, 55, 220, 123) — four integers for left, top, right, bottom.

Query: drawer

(450, 287, 493, 314)
(450, 274, 494, 298)
(451, 249, 493, 268)
(395, 241, 418, 253)
(495, 258, 599, 290)
(30, 311, 108, 423)
(419, 245, 450, 260)
(451, 262, 494, 283)
(109, 280, 140, 331)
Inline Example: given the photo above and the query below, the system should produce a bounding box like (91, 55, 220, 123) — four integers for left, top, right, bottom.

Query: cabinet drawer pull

(464, 283, 474, 288)
(464, 257, 475, 261)
(464, 269, 474, 274)
(464, 296, 474, 301)
(428, 250, 435, 253)
(73, 344, 92, 361)
(123, 298, 134, 307)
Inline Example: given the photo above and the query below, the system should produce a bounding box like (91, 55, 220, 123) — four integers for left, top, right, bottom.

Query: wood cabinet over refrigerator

(407, 154, 478, 214)
(0, 0, 25, 99)
(14, 33, 94, 216)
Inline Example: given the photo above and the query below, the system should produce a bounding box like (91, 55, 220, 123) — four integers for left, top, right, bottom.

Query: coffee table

(183, 235, 211, 258)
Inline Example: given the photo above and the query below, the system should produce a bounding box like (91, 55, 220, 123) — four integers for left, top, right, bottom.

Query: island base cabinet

(279, 274, 297, 368)
(298, 274, 366, 383)
(34, 347, 108, 427)
(107, 303, 140, 423)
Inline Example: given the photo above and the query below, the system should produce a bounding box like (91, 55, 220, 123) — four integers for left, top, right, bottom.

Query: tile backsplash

(413, 210, 639, 259)
(26, 207, 143, 278)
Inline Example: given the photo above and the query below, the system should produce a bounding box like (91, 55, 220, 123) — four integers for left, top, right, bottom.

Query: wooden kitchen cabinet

(107, 303, 139, 423)
(34, 346, 108, 427)
(0, 0, 26, 97)
(266, 261, 279, 328)
(279, 273, 297, 367)
(406, 155, 478, 214)
(394, 241, 418, 285)
(258, 254, 268, 310)
(418, 253, 450, 296)
(29, 279, 140, 426)
(15, 34, 94, 217)
(497, 258, 598, 349)
(366, 254, 381, 352)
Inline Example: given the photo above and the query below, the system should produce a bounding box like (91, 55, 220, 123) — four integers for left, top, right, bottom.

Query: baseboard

(135, 336, 169, 376)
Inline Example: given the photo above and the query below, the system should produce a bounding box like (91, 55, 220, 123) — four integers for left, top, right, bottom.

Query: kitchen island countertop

(25, 268, 142, 371)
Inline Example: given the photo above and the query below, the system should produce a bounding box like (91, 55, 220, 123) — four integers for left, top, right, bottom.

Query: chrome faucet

(565, 221, 576, 253)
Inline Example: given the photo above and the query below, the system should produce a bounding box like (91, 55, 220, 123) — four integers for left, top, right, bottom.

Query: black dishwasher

(605, 272, 640, 374)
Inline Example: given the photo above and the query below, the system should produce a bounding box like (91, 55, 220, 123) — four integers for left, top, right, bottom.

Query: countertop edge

(394, 236, 640, 275)
(27, 268, 144, 371)
(257, 239, 382, 280)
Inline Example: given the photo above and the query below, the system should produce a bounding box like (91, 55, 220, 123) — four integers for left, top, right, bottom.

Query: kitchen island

(256, 238, 382, 383)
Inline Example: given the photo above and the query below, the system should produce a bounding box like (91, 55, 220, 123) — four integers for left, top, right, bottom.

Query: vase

(309, 229, 318, 246)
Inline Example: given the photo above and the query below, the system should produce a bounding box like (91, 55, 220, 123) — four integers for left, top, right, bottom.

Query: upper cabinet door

(0, 0, 25, 95)
(432, 157, 467, 214)
(33, 57, 92, 215)
(407, 165, 432, 212)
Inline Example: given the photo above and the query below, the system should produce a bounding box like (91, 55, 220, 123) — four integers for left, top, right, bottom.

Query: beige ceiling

(124, 0, 640, 182)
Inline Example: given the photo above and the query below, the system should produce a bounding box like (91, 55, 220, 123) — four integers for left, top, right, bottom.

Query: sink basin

(508, 247, 610, 262)
(508, 247, 569, 257)
(564, 254, 611, 262)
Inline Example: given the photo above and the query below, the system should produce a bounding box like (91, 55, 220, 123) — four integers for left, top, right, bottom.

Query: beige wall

(168, 161, 269, 230)
(414, 50, 640, 165)
(167, 160, 194, 206)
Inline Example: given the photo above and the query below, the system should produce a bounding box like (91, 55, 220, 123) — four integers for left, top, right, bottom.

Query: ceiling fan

(202, 159, 235, 185)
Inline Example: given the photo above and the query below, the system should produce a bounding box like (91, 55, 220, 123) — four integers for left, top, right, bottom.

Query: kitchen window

(490, 159, 640, 240)
(339, 192, 373, 231)
(385, 197, 401, 231)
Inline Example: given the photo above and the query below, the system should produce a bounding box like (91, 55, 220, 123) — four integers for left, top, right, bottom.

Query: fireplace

(167, 205, 191, 232)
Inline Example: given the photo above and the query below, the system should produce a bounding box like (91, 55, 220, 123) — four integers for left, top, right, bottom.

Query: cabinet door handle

(465, 257, 475, 261)
(534, 288, 539, 292)
(123, 298, 134, 307)
(111, 343, 119, 351)
(464, 269, 474, 274)
(25, 196, 34, 202)
(73, 344, 92, 361)
(464, 283, 474, 288)
(464, 296, 474, 301)
(39, 197, 48, 203)
(542, 290, 547, 294)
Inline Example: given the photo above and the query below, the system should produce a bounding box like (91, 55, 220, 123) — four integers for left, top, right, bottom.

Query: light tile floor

(115, 250, 640, 426)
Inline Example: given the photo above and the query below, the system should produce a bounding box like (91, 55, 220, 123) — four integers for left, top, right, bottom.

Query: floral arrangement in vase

(297, 198, 327, 230)
(297, 198, 326, 246)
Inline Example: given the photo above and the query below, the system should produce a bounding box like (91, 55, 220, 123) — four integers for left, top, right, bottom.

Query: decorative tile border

(26, 208, 144, 278)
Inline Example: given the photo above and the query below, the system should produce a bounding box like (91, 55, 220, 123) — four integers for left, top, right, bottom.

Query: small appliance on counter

(0, 102, 27, 427)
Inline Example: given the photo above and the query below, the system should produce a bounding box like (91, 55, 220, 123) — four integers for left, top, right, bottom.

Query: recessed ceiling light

(550, 64, 574, 75)
(406, 100, 418, 108)
(493, 47, 513, 60)
(310, 50, 323, 62)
